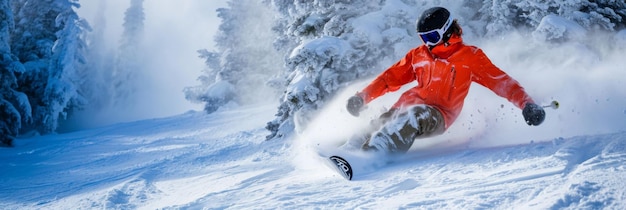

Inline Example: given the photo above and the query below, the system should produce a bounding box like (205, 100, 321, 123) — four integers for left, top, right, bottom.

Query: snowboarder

(345, 7, 546, 154)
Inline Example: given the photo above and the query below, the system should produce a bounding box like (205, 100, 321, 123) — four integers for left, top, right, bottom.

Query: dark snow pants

(361, 105, 446, 154)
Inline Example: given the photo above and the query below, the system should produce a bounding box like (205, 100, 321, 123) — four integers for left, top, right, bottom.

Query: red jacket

(357, 35, 534, 129)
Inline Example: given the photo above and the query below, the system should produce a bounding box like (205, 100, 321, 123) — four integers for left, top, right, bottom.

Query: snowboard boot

(362, 105, 445, 154)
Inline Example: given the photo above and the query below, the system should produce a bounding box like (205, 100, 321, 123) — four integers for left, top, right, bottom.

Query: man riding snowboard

(345, 7, 546, 153)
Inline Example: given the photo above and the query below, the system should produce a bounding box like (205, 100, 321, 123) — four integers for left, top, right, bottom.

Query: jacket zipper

(448, 67, 456, 101)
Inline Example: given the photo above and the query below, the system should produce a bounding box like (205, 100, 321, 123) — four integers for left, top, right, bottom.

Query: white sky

(76, 0, 229, 121)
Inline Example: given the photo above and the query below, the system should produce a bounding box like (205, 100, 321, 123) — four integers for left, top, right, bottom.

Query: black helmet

(416, 7, 454, 47)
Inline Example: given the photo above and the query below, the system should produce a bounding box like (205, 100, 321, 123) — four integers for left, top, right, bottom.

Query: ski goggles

(418, 15, 453, 47)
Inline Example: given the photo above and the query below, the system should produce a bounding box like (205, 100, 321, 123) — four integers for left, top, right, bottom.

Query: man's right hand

(346, 95, 364, 117)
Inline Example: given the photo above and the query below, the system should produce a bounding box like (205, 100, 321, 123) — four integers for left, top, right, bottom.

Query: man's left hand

(523, 103, 545, 126)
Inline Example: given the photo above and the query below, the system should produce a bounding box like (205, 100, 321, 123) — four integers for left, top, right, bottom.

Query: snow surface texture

(1, 103, 625, 209)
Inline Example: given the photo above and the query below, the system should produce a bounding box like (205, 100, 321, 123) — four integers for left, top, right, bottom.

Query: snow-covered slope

(1, 102, 625, 209)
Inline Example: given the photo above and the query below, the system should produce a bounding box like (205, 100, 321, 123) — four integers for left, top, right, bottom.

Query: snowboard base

(328, 156, 353, 180)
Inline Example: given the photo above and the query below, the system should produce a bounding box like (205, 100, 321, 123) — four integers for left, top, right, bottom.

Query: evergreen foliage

(0, 0, 27, 146)
(112, 0, 144, 107)
(184, 0, 282, 114)
(2, 0, 88, 140)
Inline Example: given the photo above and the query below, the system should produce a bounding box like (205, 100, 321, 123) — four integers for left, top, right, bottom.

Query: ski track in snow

(1, 104, 625, 209)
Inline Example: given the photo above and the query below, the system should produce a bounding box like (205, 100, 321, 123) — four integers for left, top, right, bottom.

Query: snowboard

(318, 148, 386, 181)
(327, 156, 354, 180)
(319, 138, 473, 181)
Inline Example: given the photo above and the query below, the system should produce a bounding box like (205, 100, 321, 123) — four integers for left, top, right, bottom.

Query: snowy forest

(1, 0, 626, 147)
(1, 0, 151, 146)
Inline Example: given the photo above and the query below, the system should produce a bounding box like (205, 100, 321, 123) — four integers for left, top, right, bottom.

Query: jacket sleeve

(471, 48, 534, 109)
(358, 51, 417, 104)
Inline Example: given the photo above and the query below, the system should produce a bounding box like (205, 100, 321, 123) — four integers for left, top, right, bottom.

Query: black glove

(523, 103, 545, 126)
(346, 95, 364, 117)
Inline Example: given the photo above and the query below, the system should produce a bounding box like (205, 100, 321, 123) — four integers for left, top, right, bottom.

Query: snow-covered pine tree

(184, 49, 229, 113)
(185, 0, 281, 113)
(182, 1, 237, 114)
(589, 0, 626, 30)
(265, 0, 436, 140)
(10, 0, 61, 134)
(10, 0, 56, 133)
(476, 0, 626, 36)
(81, 0, 113, 112)
(475, 0, 523, 37)
(265, 0, 376, 140)
(7, 0, 90, 134)
(10, 0, 57, 62)
(112, 0, 144, 108)
(41, 0, 90, 132)
(0, 0, 29, 146)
